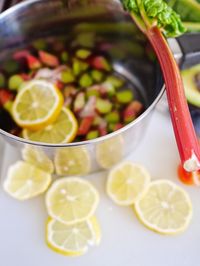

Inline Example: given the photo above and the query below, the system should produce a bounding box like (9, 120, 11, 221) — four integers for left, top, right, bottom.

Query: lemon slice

(46, 177, 99, 225)
(107, 162, 151, 206)
(96, 136, 124, 169)
(135, 180, 193, 235)
(23, 108, 78, 144)
(12, 80, 63, 130)
(22, 146, 54, 174)
(3, 161, 52, 200)
(54, 147, 91, 176)
(46, 216, 101, 256)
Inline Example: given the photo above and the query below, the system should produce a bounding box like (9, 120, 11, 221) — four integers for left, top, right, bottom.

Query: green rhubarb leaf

(165, 0, 200, 32)
(167, 0, 200, 22)
(122, 0, 139, 13)
(121, 0, 186, 37)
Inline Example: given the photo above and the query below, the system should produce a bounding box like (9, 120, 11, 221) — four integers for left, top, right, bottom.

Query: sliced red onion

(34, 68, 54, 79)
(34, 65, 68, 82)
(79, 96, 97, 118)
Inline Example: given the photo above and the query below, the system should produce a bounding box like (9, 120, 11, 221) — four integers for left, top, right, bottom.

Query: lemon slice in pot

(96, 136, 124, 169)
(54, 147, 91, 176)
(12, 80, 63, 130)
(22, 146, 54, 174)
(23, 108, 78, 144)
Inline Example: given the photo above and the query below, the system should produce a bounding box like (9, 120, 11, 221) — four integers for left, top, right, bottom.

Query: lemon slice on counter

(22, 146, 54, 174)
(54, 147, 91, 176)
(3, 161, 52, 200)
(23, 108, 78, 144)
(12, 80, 63, 130)
(96, 136, 124, 169)
(46, 177, 99, 225)
(134, 180, 193, 235)
(46, 216, 101, 256)
(107, 162, 151, 206)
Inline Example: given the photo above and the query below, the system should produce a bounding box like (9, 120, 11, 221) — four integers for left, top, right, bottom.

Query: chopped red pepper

(89, 56, 111, 71)
(13, 50, 41, 69)
(77, 117, 94, 136)
(114, 123, 123, 131)
(20, 73, 30, 81)
(123, 103, 136, 123)
(26, 54, 41, 69)
(99, 126, 108, 136)
(13, 50, 30, 60)
(0, 89, 14, 106)
(39, 51, 59, 67)
(55, 80, 65, 90)
(123, 101, 143, 123)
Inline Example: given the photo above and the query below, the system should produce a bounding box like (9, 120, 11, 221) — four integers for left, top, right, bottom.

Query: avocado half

(181, 64, 200, 108)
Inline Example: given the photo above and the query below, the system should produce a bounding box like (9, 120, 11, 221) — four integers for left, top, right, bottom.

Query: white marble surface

(0, 110, 200, 266)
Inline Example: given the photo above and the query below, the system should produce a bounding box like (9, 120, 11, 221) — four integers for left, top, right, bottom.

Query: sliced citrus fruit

(23, 108, 78, 144)
(46, 177, 99, 225)
(54, 147, 91, 176)
(46, 216, 101, 256)
(96, 136, 124, 169)
(22, 146, 54, 174)
(135, 180, 193, 235)
(107, 162, 151, 206)
(12, 80, 63, 130)
(3, 161, 52, 200)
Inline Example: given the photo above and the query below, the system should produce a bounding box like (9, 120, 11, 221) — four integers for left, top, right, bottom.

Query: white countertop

(0, 110, 200, 266)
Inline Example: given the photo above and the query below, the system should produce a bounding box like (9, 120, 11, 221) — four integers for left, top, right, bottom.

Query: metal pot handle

(176, 33, 200, 69)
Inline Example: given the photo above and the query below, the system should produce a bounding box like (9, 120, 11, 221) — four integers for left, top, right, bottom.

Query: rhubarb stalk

(121, 0, 200, 172)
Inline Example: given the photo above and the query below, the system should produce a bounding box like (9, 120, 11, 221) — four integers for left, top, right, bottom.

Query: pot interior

(0, 0, 163, 135)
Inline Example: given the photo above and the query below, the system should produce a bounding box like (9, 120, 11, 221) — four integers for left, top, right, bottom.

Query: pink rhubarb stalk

(147, 26, 200, 172)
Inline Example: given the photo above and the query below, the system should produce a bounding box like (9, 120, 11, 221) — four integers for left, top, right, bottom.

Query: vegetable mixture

(0, 37, 144, 142)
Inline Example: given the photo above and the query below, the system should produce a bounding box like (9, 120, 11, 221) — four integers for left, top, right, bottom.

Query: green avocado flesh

(181, 64, 200, 107)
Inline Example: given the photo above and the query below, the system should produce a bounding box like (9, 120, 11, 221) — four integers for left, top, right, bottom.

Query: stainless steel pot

(0, 0, 198, 177)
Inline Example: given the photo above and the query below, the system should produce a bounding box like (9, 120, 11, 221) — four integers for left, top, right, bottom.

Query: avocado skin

(181, 64, 200, 108)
